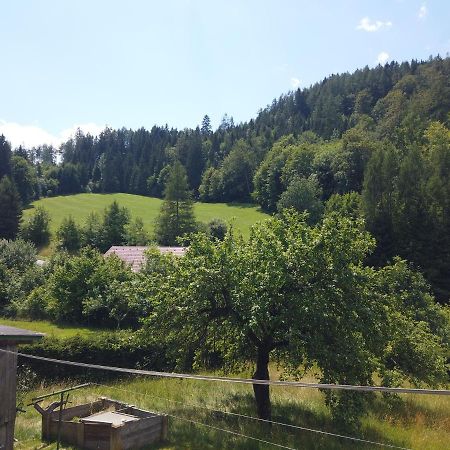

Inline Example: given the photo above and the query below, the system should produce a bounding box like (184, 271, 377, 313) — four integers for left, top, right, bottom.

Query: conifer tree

(56, 216, 82, 253)
(0, 135, 12, 179)
(101, 201, 130, 251)
(361, 144, 399, 264)
(154, 161, 197, 245)
(20, 206, 51, 247)
(0, 176, 22, 239)
(201, 115, 212, 135)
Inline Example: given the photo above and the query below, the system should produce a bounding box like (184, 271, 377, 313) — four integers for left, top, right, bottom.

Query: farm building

(34, 396, 168, 450)
(104, 246, 186, 272)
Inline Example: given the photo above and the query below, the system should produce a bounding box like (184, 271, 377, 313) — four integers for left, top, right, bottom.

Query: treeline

(252, 122, 450, 302)
(0, 56, 449, 300)
(1, 57, 448, 203)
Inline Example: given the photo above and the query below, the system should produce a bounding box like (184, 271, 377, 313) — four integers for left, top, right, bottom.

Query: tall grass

(15, 372, 450, 449)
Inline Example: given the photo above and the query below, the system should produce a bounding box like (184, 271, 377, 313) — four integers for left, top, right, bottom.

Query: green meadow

(0, 317, 98, 339)
(15, 374, 450, 449)
(5, 319, 449, 449)
(23, 193, 268, 254)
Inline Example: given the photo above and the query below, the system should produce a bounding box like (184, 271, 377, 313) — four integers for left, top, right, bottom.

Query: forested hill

(1, 56, 450, 301)
(55, 56, 450, 200)
(1, 56, 447, 202)
(253, 56, 450, 141)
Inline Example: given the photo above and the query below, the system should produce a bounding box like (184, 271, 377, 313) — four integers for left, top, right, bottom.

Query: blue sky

(0, 0, 449, 148)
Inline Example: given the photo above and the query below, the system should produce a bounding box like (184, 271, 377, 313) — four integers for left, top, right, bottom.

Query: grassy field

(0, 317, 97, 338)
(6, 319, 449, 448)
(24, 194, 268, 250)
(15, 372, 450, 449)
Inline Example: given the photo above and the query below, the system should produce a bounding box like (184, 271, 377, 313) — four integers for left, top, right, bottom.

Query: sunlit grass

(24, 193, 269, 256)
(0, 317, 98, 338)
(15, 369, 450, 450)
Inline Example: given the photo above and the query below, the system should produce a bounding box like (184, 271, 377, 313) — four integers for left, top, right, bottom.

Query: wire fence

(4, 349, 449, 395)
(4, 348, 449, 449)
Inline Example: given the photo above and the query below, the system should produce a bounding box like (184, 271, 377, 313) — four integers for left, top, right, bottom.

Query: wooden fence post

(0, 326, 43, 450)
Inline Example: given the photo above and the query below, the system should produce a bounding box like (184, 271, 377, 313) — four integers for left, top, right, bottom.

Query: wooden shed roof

(0, 325, 44, 343)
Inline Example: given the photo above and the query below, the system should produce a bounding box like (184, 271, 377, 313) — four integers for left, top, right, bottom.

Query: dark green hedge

(19, 331, 174, 380)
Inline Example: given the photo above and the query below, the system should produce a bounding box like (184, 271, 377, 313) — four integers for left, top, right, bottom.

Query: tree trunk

(252, 345, 271, 420)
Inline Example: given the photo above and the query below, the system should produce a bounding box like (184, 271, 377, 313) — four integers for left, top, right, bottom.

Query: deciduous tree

(147, 212, 448, 426)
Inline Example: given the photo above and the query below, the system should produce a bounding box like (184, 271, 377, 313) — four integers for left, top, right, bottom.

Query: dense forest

(1, 56, 450, 301)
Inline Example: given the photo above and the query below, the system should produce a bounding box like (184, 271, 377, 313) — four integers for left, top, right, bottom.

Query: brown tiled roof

(104, 246, 186, 272)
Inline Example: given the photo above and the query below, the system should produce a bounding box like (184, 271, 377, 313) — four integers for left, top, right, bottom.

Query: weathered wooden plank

(49, 400, 104, 420)
(0, 344, 18, 450)
(33, 397, 166, 450)
(120, 422, 162, 438)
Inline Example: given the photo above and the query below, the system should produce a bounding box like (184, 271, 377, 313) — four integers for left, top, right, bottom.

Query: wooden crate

(36, 397, 168, 450)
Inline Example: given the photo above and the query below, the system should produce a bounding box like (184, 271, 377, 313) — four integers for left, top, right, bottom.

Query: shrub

(20, 206, 51, 247)
(14, 285, 50, 320)
(206, 218, 228, 241)
(42, 248, 148, 327)
(0, 239, 43, 315)
(56, 215, 82, 252)
(0, 238, 36, 270)
(21, 331, 174, 380)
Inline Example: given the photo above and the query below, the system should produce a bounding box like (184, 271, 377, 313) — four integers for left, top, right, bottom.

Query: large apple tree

(146, 211, 448, 425)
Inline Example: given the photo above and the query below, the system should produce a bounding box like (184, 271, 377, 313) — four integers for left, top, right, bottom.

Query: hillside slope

(25, 193, 268, 243)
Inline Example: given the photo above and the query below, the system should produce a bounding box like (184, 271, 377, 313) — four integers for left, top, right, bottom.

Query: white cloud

(290, 77, 301, 89)
(418, 4, 427, 19)
(377, 51, 390, 65)
(357, 17, 393, 32)
(0, 120, 105, 149)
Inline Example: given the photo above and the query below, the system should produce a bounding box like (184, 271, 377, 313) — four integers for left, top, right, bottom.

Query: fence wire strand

(92, 382, 412, 450)
(2, 349, 448, 395)
(1, 347, 418, 450)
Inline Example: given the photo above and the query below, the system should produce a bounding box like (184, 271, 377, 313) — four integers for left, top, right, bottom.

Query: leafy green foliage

(41, 248, 143, 327)
(0, 238, 36, 270)
(146, 212, 448, 425)
(0, 239, 43, 314)
(252, 135, 295, 211)
(220, 140, 256, 202)
(20, 205, 51, 247)
(100, 200, 130, 251)
(205, 218, 228, 241)
(277, 176, 323, 224)
(82, 211, 103, 249)
(11, 155, 37, 204)
(56, 215, 82, 253)
(21, 331, 172, 380)
(361, 122, 450, 301)
(325, 192, 362, 220)
(125, 216, 150, 245)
